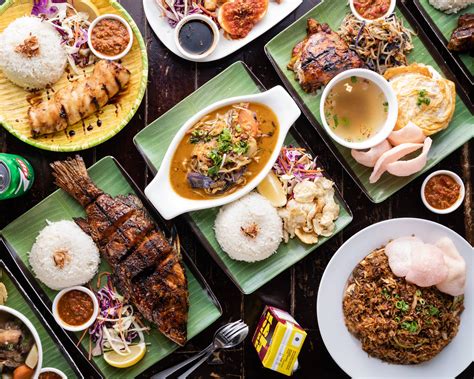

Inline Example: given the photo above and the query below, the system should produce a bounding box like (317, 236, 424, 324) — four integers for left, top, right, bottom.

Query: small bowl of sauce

(174, 14, 219, 61)
(421, 170, 465, 214)
(39, 368, 67, 379)
(349, 0, 396, 22)
(88, 14, 133, 60)
(52, 286, 99, 332)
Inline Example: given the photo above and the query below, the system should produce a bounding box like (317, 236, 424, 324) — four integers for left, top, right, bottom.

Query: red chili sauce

(57, 290, 94, 326)
(424, 174, 461, 210)
(353, 0, 391, 20)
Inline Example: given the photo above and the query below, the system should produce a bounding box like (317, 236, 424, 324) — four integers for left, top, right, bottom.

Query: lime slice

(103, 343, 146, 368)
(257, 171, 287, 207)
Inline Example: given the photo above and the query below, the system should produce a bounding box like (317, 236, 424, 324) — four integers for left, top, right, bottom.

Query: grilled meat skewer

(29, 60, 130, 136)
(50, 156, 188, 346)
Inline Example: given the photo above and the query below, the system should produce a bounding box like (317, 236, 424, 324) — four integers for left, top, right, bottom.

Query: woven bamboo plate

(0, 0, 148, 152)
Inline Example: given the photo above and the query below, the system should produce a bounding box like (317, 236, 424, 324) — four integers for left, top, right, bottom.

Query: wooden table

(0, 0, 472, 377)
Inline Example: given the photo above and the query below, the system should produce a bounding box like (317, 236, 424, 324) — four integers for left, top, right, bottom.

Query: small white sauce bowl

(39, 368, 67, 379)
(52, 286, 99, 332)
(320, 68, 398, 150)
(145, 86, 301, 220)
(421, 170, 465, 214)
(88, 14, 134, 61)
(174, 14, 220, 61)
(349, 0, 396, 23)
(0, 306, 43, 378)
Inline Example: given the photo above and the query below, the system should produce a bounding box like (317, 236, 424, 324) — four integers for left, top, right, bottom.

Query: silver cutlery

(152, 320, 249, 379)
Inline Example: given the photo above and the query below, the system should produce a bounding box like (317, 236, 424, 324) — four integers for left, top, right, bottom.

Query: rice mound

(214, 192, 283, 262)
(428, 0, 471, 13)
(29, 220, 100, 290)
(0, 16, 67, 89)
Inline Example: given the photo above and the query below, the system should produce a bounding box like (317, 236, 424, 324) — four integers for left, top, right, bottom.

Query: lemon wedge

(103, 343, 146, 368)
(257, 171, 287, 207)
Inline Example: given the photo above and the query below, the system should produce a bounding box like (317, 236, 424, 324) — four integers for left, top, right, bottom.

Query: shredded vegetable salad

(32, 0, 96, 72)
(273, 147, 324, 194)
(156, 0, 214, 27)
(88, 274, 149, 358)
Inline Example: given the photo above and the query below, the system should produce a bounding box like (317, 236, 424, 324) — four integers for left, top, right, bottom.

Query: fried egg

(384, 63, 456, 136)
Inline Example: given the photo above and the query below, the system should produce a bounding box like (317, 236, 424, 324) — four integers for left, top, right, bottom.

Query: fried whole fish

(29, 60, 130, 136)
(50, 156, 188, 346)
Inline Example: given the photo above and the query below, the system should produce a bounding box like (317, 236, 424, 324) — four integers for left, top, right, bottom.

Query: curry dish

(170, 103, 279, 200)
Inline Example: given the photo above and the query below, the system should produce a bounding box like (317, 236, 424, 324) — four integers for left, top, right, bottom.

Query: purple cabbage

(187, 172, 214, 189)
(31, 0, 65, 17)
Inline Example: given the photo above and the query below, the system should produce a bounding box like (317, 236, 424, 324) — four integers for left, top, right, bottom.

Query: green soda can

(0, 153, 35, 200)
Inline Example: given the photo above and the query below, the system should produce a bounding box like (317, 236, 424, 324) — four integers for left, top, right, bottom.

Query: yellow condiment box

(252, 306, 307, 376)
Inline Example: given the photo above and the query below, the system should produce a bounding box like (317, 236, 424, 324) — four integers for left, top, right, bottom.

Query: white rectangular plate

(144, 0, 302, 62)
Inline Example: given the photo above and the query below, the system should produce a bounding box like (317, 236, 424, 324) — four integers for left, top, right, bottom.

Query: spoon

(152, 320, 249, 379)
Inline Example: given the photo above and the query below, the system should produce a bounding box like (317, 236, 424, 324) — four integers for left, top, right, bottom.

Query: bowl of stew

(349, 0, 396, 23)
(144, 85, 301, 220)
(421, 170, 465, 214)
(320, 68, 398, 150)
(52, 286, 99, 332)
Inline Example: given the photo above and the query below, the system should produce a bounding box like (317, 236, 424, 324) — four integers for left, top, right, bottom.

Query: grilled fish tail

(50, 156, 103, 207)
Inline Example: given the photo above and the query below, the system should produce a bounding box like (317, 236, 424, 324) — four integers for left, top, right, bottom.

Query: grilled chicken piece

(50, 156, 189, 346)
(448, 13, 474, 53)
(218, 0, 269, 39)
(28, 60, 130, 136)
(288, 19, 365, 93)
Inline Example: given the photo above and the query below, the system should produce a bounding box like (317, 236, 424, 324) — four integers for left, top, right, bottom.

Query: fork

(152, 320, 249, 379)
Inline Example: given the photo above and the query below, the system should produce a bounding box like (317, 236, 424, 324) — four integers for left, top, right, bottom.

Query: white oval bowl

(421, 170, 465, 214)
(88, 14, 134, 61)
(52, 286, 99, 332)
(320, 68, 398, 150)
(174, 14, 220, 61)
(145, 86, 301, 220)
(317, 218, 473, 378)
(39, 367, 67, 379)
(0, 305, 43, 378)
(349, 0, 396, 23)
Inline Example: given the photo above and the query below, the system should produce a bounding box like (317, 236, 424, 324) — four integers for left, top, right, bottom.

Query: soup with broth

(324, 76, 388, 143)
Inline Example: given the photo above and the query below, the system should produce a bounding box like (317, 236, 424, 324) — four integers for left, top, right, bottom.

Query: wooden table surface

(0, 0, 472, 378)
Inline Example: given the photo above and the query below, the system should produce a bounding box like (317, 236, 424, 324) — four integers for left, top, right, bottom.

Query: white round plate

(143, 0, 302, 62)
(317, 218, 473, 378)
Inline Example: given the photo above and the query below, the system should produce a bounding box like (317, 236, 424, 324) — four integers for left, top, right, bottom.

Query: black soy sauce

(178, 20, 214, 55)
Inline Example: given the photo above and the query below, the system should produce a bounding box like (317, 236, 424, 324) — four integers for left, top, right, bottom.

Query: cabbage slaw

(32, 0, 96, 72)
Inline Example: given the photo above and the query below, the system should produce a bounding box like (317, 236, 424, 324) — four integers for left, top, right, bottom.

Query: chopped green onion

(395, 300, 409, 312)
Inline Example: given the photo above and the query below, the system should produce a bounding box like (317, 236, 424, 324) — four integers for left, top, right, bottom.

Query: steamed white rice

(428, 0, 473, 13)
(214, 192, 283, 262)
(0, 16, 67, 89)
(29, 220, 100, 290)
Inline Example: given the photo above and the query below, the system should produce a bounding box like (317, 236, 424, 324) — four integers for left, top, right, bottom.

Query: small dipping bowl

(52, 286, 99, 332)
(421, 170, 465, 214)
(39, 367, 67, 379)
(88, 14, 133, 60)
(174, 14, 219, 61)
(320, 68, 398, 150)
(349, 0, 396, 23)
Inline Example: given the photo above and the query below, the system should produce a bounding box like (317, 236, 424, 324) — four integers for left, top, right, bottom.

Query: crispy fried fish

(50, 156, 188, 346)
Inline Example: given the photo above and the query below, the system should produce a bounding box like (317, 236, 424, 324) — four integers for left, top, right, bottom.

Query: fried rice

(343, 247, 464, 364)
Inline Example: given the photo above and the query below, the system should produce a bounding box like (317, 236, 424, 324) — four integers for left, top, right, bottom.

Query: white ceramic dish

(317, 218, 473, 378)
(143, 0, 303, 62)
(320, 68, 398, 150)
(39, 368, 67, 379)
(174, 14, 220, 61)
(349, 0, 396, 23)
(88, 14, 134, 60)
(421, 170, 465, 214)
(0, 305, 43, 378)
(52, 286, 99, 332)
(145, 86, 301, 220)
